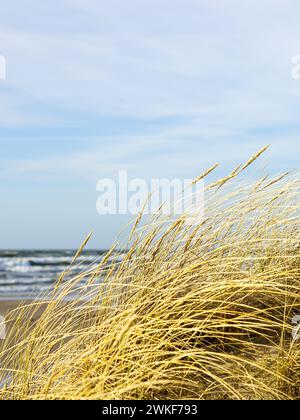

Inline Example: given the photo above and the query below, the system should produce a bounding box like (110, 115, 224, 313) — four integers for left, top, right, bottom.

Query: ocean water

(0, 250, 117, 299)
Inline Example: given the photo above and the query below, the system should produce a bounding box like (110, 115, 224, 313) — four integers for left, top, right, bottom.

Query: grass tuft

(0, 149, 299, 400)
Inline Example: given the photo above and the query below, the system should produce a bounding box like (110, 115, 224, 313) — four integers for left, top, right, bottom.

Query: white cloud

(0, 0, 300, 121)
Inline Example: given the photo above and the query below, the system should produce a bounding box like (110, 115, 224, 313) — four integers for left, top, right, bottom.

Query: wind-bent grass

(0, 148, 299, 400)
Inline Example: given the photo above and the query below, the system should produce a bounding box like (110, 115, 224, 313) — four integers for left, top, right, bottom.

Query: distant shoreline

(0, 294, 37, 302)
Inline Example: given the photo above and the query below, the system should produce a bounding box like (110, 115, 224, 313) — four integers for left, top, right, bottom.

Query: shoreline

(0, 294, 38, 302)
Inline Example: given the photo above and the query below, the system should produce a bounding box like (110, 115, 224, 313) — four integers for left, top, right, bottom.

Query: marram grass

(0, 149, 299, 400)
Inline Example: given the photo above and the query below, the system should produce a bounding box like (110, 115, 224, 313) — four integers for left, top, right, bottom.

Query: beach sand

(0, 299, 47, 342)
(0, 299, 46, 320)
(0, 300, 25, 316)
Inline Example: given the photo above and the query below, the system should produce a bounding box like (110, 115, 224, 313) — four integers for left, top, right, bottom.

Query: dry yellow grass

(0, 148, 299, 400)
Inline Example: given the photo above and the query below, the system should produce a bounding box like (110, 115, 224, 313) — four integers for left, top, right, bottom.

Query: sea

(0, 249, 120, 299)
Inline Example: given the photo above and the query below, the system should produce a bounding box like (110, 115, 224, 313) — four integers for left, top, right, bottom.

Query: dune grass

(0, 148, 299, 400)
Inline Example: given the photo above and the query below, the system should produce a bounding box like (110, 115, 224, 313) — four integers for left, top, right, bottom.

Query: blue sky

(0, 0, 300, 249)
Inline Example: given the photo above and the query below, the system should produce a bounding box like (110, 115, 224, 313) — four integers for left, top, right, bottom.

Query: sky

(0, 0, 299, 249)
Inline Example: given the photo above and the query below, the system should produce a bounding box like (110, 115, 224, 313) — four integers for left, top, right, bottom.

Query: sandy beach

(0, 300, 24, 316)
(0, 299, 47, 341)
(0, 299, 45, 318)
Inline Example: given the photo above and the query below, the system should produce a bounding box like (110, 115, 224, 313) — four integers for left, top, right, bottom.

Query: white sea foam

(0, 250, 123, 297)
